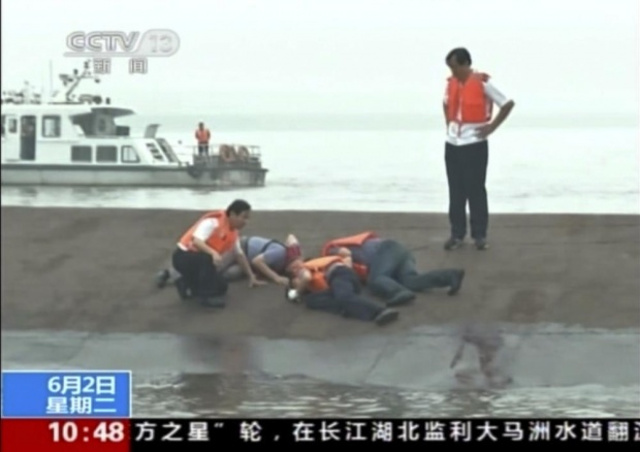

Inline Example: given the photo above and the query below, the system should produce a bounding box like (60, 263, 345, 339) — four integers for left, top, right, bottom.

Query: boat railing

(188, 143, 261, 156)
(174, 143, 262, 167)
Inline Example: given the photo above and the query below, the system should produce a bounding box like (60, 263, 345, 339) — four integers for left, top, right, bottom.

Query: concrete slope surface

(1, 207, 639, 390)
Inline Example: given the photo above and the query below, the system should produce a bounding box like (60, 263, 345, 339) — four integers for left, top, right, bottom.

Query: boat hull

(0, 164, 267, 188)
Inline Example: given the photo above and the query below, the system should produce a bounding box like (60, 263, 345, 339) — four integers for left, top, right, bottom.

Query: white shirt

(443, 79, 511, 147)
(178, 218, 242, 257)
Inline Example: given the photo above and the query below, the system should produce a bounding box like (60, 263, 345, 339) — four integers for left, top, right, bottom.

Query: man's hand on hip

(475, 124, 495, 139)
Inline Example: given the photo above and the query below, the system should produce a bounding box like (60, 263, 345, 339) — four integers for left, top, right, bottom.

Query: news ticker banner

(1, 419, 639, 451)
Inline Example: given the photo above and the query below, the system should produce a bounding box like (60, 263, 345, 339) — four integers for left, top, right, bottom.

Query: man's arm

(191, 219, 221, 259)
(336, 247, 353, 267)
(252, 253, 285, 283)
(234, 239, 257, 280)
(484, 81, 515, 133)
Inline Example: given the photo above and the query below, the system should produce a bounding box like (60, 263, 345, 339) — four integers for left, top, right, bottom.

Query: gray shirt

(326, 237, 383, 265)
(244, 236, 288, 273)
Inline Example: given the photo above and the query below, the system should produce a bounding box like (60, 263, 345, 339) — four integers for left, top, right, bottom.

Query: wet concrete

(2, 325, 639, 391)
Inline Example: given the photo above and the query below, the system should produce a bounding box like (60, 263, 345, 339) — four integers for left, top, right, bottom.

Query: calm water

(130, 373, 640, 418)
(2, 122, 638, 213)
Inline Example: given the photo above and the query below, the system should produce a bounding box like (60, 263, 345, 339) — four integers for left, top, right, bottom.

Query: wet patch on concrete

(3, 324, 638, 392)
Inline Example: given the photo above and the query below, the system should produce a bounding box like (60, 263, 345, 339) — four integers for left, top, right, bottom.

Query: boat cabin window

(121, 145, 140, 163)
(96, 146, 118, 163)
(42, 115, 61, 138)
(71, 112, 117, 137)
(71, 145, 92, 162)
(2, 116, 18, 135)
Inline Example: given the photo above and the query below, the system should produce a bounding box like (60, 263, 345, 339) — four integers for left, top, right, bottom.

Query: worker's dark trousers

(445, 140, 489, 240)
(367, 239, 457, 299)
(304, 266, 384, 321)
(171, 248, 228, 298)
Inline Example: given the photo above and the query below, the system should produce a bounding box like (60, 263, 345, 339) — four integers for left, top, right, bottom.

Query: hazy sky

(2, 0, 638, 115)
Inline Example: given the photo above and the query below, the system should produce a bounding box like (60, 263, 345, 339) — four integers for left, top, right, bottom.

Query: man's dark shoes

(199, 296, 226, 308)
(475, 238, 489, 250)
(175, 277, 191, 300)
(448, 269, 465, 295)
(155, 269, 170, 288)
(444, 237, 463, 250)
(375, 308, 399, 326)
(386, 290, 416, 307)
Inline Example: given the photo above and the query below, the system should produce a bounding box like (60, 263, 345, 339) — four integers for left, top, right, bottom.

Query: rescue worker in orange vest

(322, 231, 465, 304)
(285, 248, 399, 326)
(171, 199, 265, 307)
(442, 48, 515, 251)
(195, 122, 211, 156)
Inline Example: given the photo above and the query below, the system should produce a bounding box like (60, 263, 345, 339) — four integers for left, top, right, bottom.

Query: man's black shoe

(475, 238, 489, 250)
(448, 269, 465, 295)
(375, 308, 399, 326)
(175, 277, 191, 300)
(444, 237, 463, 250)
(200, 296, 226, 308)
(155, 269, 170, 288)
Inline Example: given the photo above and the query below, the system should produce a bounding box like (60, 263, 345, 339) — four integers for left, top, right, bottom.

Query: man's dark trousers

(367, 239, 457, 298)
(171, 248, 228, 298)
(445, 140, 489, 240)
(304, 266, 384, 321)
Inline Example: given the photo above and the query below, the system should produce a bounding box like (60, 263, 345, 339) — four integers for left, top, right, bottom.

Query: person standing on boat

(442, 47, 515, 251)
(195, 122, 211, 156)
(171, 199, 265, 307)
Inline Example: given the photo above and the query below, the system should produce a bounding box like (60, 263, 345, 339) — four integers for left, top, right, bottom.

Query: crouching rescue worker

(286, 248, 399, 326)
(171, 199, 264, 307)
(322, 231, 465, 305)
(155, 234, 299, 287)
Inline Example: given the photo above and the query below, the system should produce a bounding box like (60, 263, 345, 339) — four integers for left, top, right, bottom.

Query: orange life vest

(195, 128, 210, 143)
(445, 72, 492, 124)
(177, 210, 238, 254)
(321, 231, 377, 280)
(302, 256, 344, 292)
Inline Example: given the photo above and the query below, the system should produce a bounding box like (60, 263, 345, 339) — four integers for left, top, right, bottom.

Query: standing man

(442, 47, 515, 250)
(171, 199, 264, 307)
(195, 121, 211, 156)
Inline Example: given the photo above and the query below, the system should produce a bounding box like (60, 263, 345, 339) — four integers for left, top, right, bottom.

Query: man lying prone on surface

(321, 231, 465, 305)
(285, 246, 399, 326)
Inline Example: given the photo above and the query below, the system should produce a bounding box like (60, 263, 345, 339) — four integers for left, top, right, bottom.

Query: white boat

(1, 60, 268, 188)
